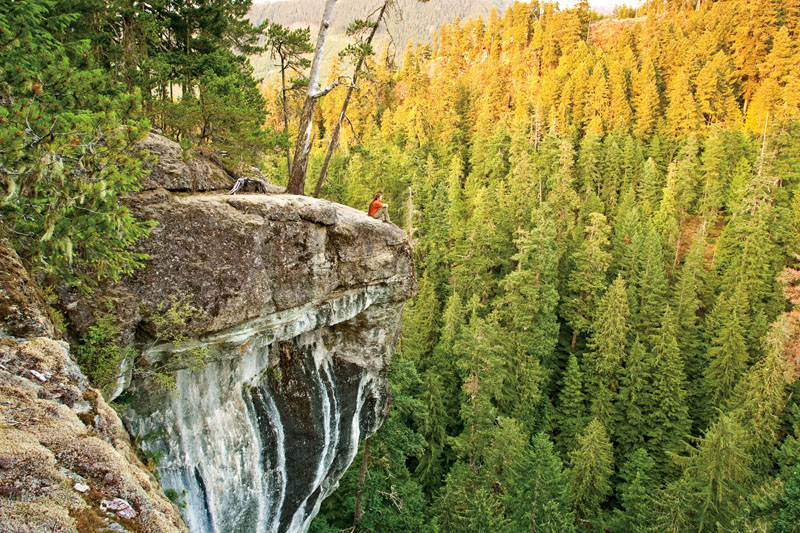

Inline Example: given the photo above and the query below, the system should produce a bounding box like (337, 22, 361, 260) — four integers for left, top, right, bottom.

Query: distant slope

(249, 0, 514, 79)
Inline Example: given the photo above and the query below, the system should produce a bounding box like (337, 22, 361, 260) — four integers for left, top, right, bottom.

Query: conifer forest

(3, 0, 800, 531)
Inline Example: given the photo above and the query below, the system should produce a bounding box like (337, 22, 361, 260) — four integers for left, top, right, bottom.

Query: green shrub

(75, 307, 134, 396)
(138, 295, 210, 391)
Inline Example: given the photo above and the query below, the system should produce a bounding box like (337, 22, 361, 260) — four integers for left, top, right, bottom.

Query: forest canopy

(277, 0, 800, 531)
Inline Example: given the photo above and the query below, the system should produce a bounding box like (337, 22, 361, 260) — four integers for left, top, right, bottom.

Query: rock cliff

(61, 137, 416, 533)
(0, 243, 188, 533)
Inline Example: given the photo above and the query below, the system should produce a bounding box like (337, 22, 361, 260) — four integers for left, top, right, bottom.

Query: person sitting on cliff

(368, 192, 391, 223)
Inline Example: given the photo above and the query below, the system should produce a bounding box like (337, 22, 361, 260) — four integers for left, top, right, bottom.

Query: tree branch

(310, 76, 358, 99)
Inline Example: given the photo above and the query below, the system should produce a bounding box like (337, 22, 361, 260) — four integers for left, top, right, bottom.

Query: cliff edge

(61, 135, 417, 533)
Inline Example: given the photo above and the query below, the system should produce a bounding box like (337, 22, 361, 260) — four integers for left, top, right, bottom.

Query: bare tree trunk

(353, 437, 371, 526)
(758, 112, 769, 178)
(406, 185, 414, 244)
(313, 2, 390, 197)
(287, 0, 337, 195)
(280, 57, 292, 176)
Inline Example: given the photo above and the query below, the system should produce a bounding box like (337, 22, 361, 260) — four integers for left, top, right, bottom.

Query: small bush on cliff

(75, 307, 134, 397)
(138, 296, 209, 391)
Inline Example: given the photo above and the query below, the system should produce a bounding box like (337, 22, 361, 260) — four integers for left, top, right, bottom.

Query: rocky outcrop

(0, 243, 187, 533)
(65, 181, 416, 531)
(0, 242, 55, 339)
(135, 133, 234, 192)
(134, 133, 284, 194)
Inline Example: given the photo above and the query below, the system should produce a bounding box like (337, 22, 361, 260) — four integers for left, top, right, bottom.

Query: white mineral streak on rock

(287, 355, 341, 532)
(251, 385, 286, 533)
(319, 358, 340, 483)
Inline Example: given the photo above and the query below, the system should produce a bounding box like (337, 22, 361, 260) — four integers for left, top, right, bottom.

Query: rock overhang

(65, 191, 416, 352)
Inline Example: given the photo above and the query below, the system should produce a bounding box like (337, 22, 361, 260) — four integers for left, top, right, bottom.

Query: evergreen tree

(703, 302, 749, 410)
(561, 211, 613, 347)
(670, 414, 753, 531)
(666, 68, 702, 136)
(672, 230, 709, 427)
(616, 338, 651, 459)
(569, 418, 614, 521)
(585, 275, 631, 427)
(578, 131, 604, 197)
(500, 213, 561, 374)
(637, 157, 662, 216)
(505, 433, 576, 532)
(632, 226, 669, 340)
(611, 448, 656, 533)
(452, 314, 504, 468)
(430, 291, 466, 423)
(555, 354, 587, 455)
(401, 273, 440, 367)
(632, 56, 661, 137)
(646, 306, 691, 473)
(609, 61, 633, 129)
(415, 370, 449, 497)
(434, 462, 510, 532)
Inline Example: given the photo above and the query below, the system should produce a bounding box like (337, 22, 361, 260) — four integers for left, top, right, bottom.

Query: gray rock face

(67, 189, 416, 532)
(135, 133, 234, 192)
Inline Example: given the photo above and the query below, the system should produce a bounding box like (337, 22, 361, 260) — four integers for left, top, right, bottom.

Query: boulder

(135, 133, 234, 192)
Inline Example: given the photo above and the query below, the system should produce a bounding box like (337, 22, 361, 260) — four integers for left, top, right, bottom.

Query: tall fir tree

(645, 306, 691, 474)
(569, 418, 615, 522)
(585, 275, 631, 428)
(555, 353, 587, 456)
(561, 211, 613, 348)
(505, 433, 576, 532)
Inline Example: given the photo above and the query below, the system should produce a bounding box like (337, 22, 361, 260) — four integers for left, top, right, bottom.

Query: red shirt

(368, 199, 386, 217)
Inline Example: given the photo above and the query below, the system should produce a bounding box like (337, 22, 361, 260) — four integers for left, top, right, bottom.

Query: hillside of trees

(268, 0, 800, 530)
(247, 0, 515, 79)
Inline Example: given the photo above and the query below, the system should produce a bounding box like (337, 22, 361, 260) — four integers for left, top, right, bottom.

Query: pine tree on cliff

(265, 24, 314, 175)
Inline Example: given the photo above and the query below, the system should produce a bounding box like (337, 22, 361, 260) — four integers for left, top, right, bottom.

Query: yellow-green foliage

(75, 307, 135, 397)
(139, 296, 209, 391)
